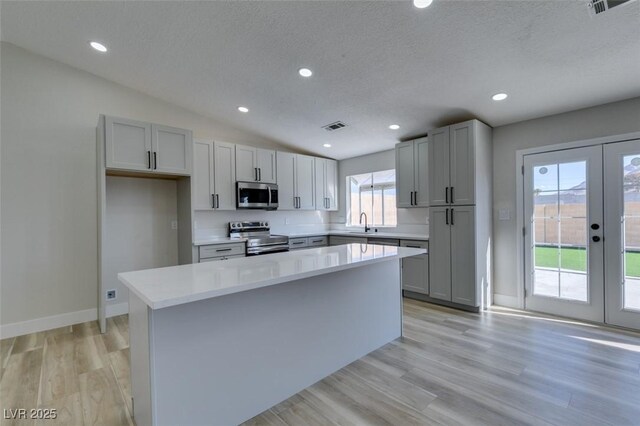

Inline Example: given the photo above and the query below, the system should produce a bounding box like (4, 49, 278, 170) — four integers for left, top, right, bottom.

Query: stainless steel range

(229, 221, 289, 256)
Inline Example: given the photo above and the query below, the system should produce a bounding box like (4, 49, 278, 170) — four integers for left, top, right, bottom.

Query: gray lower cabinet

(198, 242, 246, 262)
(289, 237, 309, 250)
(329, 236, 368, 246)
(290, 236, 329, 250)
(400, 240, 429, 295)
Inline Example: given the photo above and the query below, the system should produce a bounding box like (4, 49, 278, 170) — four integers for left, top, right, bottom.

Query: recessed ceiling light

(237, 106, 249, 113)
(492, 93, 508, 101)
(89, 41, 108, 53)
(323, 143, 332, 148)
(298, 68, 313, 77)
(413, 0, 433, 9)
(389, 124, 400, 130)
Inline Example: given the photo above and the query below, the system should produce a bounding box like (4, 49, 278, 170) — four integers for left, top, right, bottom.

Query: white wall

(332, 149, 429, 235)
(492, 96, 640, 306)
(105, 177, 179, 307)
(0, 42, 296, 328)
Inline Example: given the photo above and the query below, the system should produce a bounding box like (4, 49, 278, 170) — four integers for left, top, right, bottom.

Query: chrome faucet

(359, 212, 370, 233)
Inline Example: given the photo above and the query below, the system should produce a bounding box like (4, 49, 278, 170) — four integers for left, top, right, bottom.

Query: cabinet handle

(451, 186, 454, 203)
(258, 168, 262, 181)
(445, 187, 449, 204)
(446, 208, 449, 225)
(312, 239, 324, 243)
(406, 245, 421, 248)
(292, 241, 304, 245)
(153, 152, 157, 170)
(147, 151, 151, 169)
(216, 248, 232, 252)
(211, 194, 215, 209)
(414, 191, 418, 206)
(451, 208, 455, 225)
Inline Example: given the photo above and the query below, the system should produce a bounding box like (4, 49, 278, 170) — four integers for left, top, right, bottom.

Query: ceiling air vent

(588, 0, 636, 16)
(322, 121, 348, 132)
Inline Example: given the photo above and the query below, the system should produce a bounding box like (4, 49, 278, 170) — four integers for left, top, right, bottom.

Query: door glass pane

(623, 154, 640, 311)
(532, 161, 588, 301)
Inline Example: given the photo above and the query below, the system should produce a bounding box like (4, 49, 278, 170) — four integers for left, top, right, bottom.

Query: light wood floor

(2, 300, 640, 426)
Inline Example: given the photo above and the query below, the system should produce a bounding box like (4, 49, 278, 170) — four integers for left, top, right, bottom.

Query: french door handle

(445, 208, 449, 225)
(445, 187, 449, 204)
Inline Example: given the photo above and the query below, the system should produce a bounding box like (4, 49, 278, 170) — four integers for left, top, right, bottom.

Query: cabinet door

(395, 141, 415, 208)
(401, 240, 429, 294)
(277, 152, 297, 210)
(235, 144, 258, 182)
(428, 126, 450, 206)
(314, 158, 327, 210)
(428, 207, 451, 301)
(151, 124, 192, 175)
(450, 206, 477, 306)
(450, 121, 475, 206)
(413, 137, 429, 207)
(256, 148, 277, 183)
(105, 116, 152, 171)
(326, 159, 338, 211)
(296, 154, 316, 210)
(402, 255, 429, 294)
(192, 139, 215, 210)
(213, 142, 236, 210)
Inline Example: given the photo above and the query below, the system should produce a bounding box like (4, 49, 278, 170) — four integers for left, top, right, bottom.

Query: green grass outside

(535, 246, 640, 278)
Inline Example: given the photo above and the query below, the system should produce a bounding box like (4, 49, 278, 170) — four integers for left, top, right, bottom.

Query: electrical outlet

(171, 220, 178, 230)
(106, 289, 117, 300)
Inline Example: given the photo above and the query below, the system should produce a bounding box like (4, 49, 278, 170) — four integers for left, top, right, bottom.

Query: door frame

(513, 131, 640, 312)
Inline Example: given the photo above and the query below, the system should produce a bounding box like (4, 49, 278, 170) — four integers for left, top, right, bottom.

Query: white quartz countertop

(194, 230, 428, 246)
(281, 230, 429, 241)
(193, 237, 246, 246)
(119, 244, 425, 310)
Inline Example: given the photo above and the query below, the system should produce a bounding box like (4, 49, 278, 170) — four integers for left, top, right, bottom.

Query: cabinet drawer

(289, 237, 309, 249)
(199, 243, 245, 260)
(307, 236, 328, 247)
(400, 240, 428, 253)
(199, 253, 245, 263)
(329, 236, 367, 246)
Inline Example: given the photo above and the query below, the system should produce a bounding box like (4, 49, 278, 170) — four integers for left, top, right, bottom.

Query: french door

(524, 140, 640, 330)
(604, 141, 640, 329)
(524, 146, 604, 323)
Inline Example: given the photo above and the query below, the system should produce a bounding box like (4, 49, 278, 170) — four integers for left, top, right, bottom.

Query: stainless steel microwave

(236, 182, 278, 210)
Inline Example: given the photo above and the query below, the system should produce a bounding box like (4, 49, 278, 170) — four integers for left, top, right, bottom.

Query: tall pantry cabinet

(428, 120, 492, 310)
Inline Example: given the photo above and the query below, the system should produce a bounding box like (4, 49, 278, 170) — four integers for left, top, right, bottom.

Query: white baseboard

(492, 294, 521, 309)
(0, 302, 130, 339)
(106, 302, 129, 317)
(0, 308, 97, 339)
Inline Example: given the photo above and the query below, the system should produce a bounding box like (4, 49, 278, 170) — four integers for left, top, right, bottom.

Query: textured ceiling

(1, 1, 639, 159)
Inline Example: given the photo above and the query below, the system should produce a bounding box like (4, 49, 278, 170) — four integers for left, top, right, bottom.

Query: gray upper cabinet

(429, 120, 480, 206)
(192, 139, 235, 211)
(395, 137, 429, 208)
(152, 124, 192, 175)
(277, 152, 315, 210)
(105, 116, 152, 172)
(103, 115, 192, 176)
(314, 158, 338, 211)
(235, 145, 277, 183)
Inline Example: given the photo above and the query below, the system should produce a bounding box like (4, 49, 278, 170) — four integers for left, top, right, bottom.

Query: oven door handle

(248, 246, 289, 255)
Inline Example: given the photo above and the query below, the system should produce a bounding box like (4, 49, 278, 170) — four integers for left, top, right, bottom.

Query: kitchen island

(119, 243, 424, 426)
